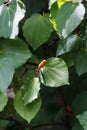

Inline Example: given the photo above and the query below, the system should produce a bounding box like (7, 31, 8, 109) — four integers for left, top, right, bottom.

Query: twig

(30, 122, 64, 130)
(20, 68, 28, 78)
(0, 117, 22, 124)
(0, 117, 32, 129)
(0, 117, 64, 130)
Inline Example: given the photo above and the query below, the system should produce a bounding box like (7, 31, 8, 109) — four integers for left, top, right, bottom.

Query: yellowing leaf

(50, 2, 58, 31)
(57, 0, 69, 8)
(57, 0, 76, 8)
(50, 19, 57, 31)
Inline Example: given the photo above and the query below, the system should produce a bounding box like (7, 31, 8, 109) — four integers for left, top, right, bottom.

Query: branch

(30, 122, 64, 130)
(0, 117, 32, 129)
(0, 117, 22, 124)
(0, 117, 64, 130)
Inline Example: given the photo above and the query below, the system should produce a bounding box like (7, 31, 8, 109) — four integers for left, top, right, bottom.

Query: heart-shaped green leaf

(56, 2, 85, 38)
(0, 0, 25, 38)
(14, 90, 41, 123)
(57, 0, 71, 8)
(23, 13, 53, 50)
(21, 78, 40, 106)
(39, 57, 69, 87)
(0, 38, 32, 92)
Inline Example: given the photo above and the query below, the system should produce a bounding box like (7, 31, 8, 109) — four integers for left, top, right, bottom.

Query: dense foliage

(0, 0, 87, 130)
